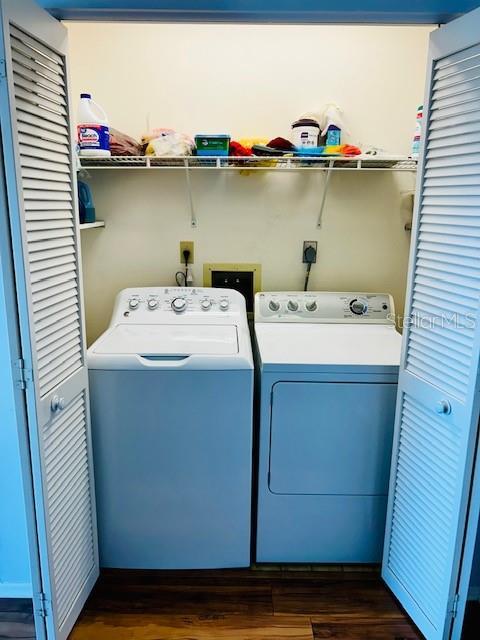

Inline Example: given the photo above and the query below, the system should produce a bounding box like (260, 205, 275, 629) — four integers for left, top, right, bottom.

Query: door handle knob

(51, 395, 66, 412)
(435, 399, 451, 415)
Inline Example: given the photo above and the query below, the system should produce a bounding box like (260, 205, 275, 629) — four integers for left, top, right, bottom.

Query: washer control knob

(269, 300, 280, 312)
(305, 300, 317, 312)
(350, 299, 368, 315)
(287, 300, 299, 312)
(171, 297, 187, 313)
(219, 299, 229, 311)
(128, 298, 139, 310)
(201, 298, 212, 311)
(147, 298, 158, 310)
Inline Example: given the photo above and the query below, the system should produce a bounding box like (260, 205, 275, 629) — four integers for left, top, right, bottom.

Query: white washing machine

(88, 287, 253, 569)
(254, 291, 402, 563)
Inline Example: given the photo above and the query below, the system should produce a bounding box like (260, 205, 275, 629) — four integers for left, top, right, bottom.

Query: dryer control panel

(255, 292, 395, 324)
(110, 287, 246, 324)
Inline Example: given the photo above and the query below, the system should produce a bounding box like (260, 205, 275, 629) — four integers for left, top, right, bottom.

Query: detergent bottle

(77, 93, 111, 157)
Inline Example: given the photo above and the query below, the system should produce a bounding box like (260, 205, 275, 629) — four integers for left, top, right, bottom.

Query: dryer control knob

(128, 298, 139, 310)
(287, 300, 299, 312)
(269, 300, 280, 312)
(305, 300, 317, 312)
(201, 298, 212, 311)
(350, 299, 368, 315)
(219, 299, 229, 311)
(147, 299, 158, 310)
(171, 297, 187, 313)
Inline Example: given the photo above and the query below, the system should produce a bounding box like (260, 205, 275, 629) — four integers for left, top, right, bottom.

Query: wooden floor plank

(69, 568, 424, 640)
(312, 620, 421, 639)
(85, 582, 273, 616)
(272, 573, 406, 620)
(70, 613, 314, 640)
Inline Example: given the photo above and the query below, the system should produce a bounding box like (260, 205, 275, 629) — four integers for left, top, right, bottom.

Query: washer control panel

(113, 287, 243, 323)
(256, 292, 395, 324)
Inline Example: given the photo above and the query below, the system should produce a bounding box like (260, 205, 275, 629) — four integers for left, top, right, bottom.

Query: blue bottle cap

(80, 93, 91, 99)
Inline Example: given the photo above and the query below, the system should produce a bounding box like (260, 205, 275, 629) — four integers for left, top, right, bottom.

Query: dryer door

(269, 381, 396, 495)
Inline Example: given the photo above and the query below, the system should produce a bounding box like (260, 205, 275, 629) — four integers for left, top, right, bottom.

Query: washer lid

(255, 323, 401, 371)
(92, 324, 239, 356)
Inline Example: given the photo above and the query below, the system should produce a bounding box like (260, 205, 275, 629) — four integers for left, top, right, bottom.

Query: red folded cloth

(229, 141, 253, 156)
(268, 137, 296, 151)
(340, 144, 362, 156)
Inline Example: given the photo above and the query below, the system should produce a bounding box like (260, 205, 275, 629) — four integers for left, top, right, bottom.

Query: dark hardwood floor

(2, 570, 476, 639)
(69, 566, 424, 640)
(0, 598, 35, 640)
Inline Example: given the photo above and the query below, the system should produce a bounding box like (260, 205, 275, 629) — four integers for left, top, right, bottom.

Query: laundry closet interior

(2, 2, 480, 640)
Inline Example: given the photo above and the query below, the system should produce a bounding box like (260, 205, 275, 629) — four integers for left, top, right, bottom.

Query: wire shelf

(79, 155, 417, 172)
(78, 155, 417, 229)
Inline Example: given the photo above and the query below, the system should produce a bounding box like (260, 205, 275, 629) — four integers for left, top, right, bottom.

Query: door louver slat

(10, 25, 63, 65)
(30, 246, 75, 267)
(27, 211, 74, 223)
(37, 325, 80, 359)
(12, 59, 66, 97)
(31, 274, 75, 298)
(434, 67, 480, 93)
(12, 50, 64, 86)
(31, 271, 76, 294)
(19, 133, 70, 156)
(10, 37, 64, 75)
(14, 74, 67, 107)
(17, 107, 68, 137)
(22, 167, 71, 182)
(429, 112, 480, 130)
(20, 144, 70, 165)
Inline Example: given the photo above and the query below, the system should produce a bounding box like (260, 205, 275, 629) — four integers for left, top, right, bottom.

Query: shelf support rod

(184, 158, 197, 228)
(317, 160, 334, 228)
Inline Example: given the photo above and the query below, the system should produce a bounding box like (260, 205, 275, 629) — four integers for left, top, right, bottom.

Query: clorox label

(78, 124, 109, 150)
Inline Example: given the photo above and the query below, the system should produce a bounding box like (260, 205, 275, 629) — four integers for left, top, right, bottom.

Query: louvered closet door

(382, 8, 480, 640)
(0, 2, 98, 639)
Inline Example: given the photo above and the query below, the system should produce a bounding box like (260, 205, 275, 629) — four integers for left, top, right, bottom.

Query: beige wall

(66, 22, 433, 344)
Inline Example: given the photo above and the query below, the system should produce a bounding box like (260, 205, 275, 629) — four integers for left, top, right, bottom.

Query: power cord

(175, 249, 191, 287)
(303, 245, 317, 291)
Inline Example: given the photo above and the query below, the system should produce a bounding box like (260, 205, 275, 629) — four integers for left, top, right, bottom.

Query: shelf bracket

(317, 160, 334, 228)
(184, 158, 197, 228)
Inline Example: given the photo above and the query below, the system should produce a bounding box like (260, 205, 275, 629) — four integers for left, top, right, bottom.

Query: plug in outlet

(303, 241, 317, 263)
(180, 241, 194, 264)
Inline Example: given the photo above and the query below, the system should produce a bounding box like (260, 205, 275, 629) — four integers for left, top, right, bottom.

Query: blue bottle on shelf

(325, 124, 341, 146)
(77, 180, 96, 224)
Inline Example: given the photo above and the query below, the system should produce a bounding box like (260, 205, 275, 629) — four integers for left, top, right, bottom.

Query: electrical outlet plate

(180, 241, 194, 264)
(203, 263, 261, 289)
(303, 240, 318, 263)
(203, 263, 261, 314)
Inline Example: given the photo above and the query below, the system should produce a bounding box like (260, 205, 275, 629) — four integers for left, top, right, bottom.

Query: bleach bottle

(77, 93, 111, 157)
